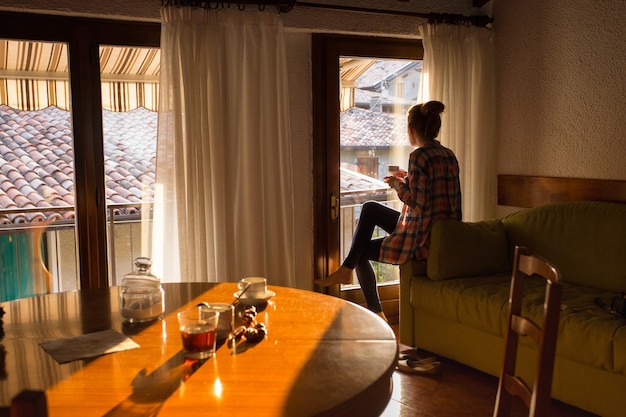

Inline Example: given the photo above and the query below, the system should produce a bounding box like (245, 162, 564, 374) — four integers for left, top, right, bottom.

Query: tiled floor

(380, 324, 599, 417)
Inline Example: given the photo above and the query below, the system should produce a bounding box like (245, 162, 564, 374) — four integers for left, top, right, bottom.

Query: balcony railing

(0, 203, 152, 301)
(1, 191, 400, 300)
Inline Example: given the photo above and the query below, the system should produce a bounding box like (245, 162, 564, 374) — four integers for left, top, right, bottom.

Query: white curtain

(418, 24, 497, 221)
(153, 7, 296, 287)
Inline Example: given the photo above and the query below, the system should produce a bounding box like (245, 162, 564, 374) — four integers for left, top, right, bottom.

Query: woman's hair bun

(421, 100, 445, 116)
(408, 100, 445, 140)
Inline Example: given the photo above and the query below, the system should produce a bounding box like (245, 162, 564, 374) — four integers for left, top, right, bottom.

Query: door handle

(330, 193, 339, 221)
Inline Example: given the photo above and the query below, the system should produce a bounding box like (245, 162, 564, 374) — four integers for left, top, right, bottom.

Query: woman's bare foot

(376, 311, 388, 323)
(313, 266, 353, 287)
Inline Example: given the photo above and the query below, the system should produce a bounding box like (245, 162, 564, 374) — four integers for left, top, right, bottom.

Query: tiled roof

(0, 105, 156, 225)
(340, 107, 409, 148)
(1, 105, 394, 225)
(340, 166, 387, 193)
(339, 166, 392, 205)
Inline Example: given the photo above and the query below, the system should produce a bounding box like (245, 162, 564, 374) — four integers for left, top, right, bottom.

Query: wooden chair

(493, 246, 562, 417)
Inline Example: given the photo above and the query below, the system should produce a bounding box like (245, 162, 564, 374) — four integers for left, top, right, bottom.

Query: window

(0, 12, 160, 300)
(339, 57, 422, 286)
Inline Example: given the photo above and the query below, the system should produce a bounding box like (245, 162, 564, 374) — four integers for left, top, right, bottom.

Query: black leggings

(343, 201, 400, 313)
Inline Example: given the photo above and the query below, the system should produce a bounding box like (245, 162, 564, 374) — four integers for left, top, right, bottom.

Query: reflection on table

(0, 283, 397, 416)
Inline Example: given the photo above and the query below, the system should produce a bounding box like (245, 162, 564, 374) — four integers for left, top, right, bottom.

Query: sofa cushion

(427, 219, 511, 280)
(411, 273, 511, 337)
(510, 281, 625, 374)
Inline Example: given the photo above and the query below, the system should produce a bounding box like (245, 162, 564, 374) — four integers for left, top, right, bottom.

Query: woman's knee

(361, 200, 383, 214)
(361, 200, 397, 223)
(362, 200, 378, 209)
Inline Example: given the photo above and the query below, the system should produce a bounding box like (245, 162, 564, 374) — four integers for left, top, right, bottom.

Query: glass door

(312, 35, 423, 310)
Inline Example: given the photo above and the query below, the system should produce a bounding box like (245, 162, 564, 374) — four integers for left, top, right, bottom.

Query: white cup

(202, 303, 235, 341)
(238, 277, 267, 299)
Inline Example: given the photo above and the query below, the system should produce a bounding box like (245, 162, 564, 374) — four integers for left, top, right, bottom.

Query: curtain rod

(161, 1, 494, 26)
(161, 1, 297, 13)
(295, 2, 493, 27)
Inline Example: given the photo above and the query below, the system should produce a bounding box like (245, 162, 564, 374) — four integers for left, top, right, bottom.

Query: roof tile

(0, 196, 15, 209)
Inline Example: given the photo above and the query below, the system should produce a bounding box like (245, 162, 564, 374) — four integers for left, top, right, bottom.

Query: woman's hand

(384, 176, 404, 189)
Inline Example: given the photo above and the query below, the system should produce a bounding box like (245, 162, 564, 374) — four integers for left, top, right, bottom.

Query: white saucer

(234, 290, 276, 305)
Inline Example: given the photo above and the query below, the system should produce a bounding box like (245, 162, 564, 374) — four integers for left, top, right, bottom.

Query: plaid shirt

(379, 140, 462, 264)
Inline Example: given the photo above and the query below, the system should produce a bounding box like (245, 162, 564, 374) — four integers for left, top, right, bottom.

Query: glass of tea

(177, 305, 220, 359)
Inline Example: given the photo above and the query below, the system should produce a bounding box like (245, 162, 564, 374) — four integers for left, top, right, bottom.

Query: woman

(314, 101, 462, 321)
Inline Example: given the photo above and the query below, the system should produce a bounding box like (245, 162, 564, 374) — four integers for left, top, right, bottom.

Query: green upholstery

(615, 326, 626, 373)
(411, 275, 624, 372)
(412, 273, 511, 336)
(502, 201, 626, 292)
(427, 219, 510, 280)
(399, 201, 626, 417)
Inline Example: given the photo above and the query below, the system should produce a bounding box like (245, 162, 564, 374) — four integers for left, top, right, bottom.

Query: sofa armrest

(399, 259, 426, 347)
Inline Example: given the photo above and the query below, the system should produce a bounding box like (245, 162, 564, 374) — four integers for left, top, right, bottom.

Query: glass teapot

(120, 257, 164, 323)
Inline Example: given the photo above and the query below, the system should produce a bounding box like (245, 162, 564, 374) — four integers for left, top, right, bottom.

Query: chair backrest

(493, 246, 562, 417)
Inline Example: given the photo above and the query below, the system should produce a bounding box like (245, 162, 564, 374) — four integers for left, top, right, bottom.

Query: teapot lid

(134, 257, 152, 272)
(122, 257, 159, 285)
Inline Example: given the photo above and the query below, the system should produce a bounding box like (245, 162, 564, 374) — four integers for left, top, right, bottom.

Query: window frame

(0, 11, 160, 289)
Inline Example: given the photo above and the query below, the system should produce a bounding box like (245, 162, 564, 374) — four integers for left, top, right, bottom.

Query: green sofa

(399, 200, 626, 417)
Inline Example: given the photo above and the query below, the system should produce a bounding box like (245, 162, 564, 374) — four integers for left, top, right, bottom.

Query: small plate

(233, 290, 276, 305)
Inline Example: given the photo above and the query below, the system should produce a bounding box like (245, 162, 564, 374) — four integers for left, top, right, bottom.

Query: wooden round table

(0, 283, 398, 416)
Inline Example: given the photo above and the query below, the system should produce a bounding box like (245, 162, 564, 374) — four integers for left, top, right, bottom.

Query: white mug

(238, 277, 267, 299)
(202, 303, 235, 340)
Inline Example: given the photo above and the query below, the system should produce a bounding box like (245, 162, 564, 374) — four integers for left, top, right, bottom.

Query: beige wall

(492, 0, 626, 216)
